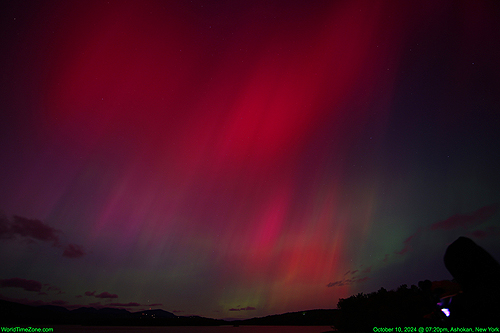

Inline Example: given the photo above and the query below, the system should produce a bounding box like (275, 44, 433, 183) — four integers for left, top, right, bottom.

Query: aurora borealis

(1, 0, 499, 320)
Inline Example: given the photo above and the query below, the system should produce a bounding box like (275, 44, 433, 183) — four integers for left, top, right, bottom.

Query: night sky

(1, 0, 500, 320)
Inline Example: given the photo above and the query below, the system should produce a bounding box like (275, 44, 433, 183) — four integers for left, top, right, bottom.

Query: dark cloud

(85, 290, 118, 299)
(76, 295, 83, 298)
(242, 306, 256, 310)
(95, 292, 118, 299)
(149, 303, 163, 306)
(326, 281, 343, 287)
(44, 285, 65, 294)
(172, 310, 184, 313)
(11, 215, 61, 246)
(63, 244, 86, 258)
(0, 214, 86, 258)
(467, 226, 500, 239)
(395, 229, 421, 255)
(328, 264, 372, 287)
(229, 306, 256, 311)
(46, 286, 63, 292)
(109, 302, 140, 306)
(394, 205, 498, 259)
(0, 215, 61, 245)
(395, 243, 410, 255)
(0, 278, 42, 292)
(0, 294, 70, 308)
(0, 294, 40, 306)
(430, 205, 497, 231)
(327, 275, 370, 288)
(0, 214, 12, 239)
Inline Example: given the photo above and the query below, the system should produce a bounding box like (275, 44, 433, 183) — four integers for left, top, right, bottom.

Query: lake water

(45, 326, 336, 333)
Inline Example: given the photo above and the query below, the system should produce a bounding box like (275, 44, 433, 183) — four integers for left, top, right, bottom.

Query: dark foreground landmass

(2, 237, 499, 330)
(0, 281, 497, 330)
(0, 299, 228, 326)
(0, 284, 466, 330)
(234, 309, 339, 326)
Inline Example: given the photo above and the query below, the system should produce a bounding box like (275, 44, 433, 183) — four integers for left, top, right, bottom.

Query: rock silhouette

(443, 236, 500, 325)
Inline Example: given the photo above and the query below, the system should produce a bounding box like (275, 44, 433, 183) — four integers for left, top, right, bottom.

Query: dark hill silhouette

(233, 309, 339, 326)
(97, 307, 130, 316)
(0, 300, 222, 326)
(71, 306, 99, 314)
(3, 236, 497, 328)
(0, 299, 337, 326)
(0, 299, 73, 325)
(134, 309, 177, 318)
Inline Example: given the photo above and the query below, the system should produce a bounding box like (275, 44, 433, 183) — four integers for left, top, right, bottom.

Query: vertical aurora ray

(7, 0, 407, 314)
